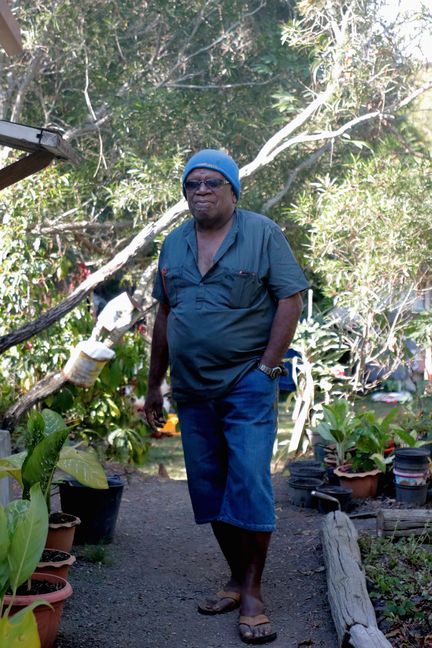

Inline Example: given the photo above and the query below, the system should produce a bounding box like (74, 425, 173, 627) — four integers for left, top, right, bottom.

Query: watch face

(270, 367, 282, 379)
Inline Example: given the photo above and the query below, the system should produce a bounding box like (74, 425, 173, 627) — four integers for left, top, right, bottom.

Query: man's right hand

(144, 386, 166, 437)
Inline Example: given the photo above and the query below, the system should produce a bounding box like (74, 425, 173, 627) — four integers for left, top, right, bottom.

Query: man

(144, 149, 308, 644)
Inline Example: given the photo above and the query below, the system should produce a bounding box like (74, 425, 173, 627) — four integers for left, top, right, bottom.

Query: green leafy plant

(312, 399, 357, 466)
(0, 484, 49, 647)
(350, 408, 399, 473)
(0, 409, 107, 511)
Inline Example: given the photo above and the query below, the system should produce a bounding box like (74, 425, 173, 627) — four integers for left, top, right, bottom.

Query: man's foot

(238, 614, 277, 644)
(197, 590, 241, 615)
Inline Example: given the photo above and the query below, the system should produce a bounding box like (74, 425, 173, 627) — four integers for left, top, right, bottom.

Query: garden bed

(359, 532, 432, 647)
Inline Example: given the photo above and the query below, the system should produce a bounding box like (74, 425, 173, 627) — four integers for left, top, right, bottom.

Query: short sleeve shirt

(152, 209, 309, 402)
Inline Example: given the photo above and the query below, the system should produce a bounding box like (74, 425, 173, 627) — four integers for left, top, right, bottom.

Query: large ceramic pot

(334, 466, 381, 498)
(3, 572, 73, 648)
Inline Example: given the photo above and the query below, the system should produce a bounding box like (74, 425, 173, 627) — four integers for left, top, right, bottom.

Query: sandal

(197, 590, 241, 615)
(238, 614, 277, 644)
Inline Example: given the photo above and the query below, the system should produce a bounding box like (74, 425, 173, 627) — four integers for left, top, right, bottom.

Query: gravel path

(56, 473, 338, 648)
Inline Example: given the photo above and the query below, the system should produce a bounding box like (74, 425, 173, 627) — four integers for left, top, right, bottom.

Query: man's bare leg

(202, 522, 275, 641)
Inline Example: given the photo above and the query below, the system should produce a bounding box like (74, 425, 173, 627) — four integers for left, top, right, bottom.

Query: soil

(40, 549, 71, 562)
(55, 472, 339, 648)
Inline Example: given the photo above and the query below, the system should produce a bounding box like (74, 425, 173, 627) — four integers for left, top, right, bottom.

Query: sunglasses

(184, 178, 231, 192)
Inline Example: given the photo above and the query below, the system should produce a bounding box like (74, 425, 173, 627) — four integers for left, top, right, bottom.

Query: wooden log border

(321, 511, 392, 648)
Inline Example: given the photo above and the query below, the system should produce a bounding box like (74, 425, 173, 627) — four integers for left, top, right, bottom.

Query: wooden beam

(0, 149, 54, 190)
(321, 511, 392, 647)
(0, 0, 23, 56)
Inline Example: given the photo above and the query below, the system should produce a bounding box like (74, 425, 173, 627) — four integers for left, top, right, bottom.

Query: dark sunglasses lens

(185, 179, 228, 191)
(185, 181, 200, 191)
(206, 179, 224, 189)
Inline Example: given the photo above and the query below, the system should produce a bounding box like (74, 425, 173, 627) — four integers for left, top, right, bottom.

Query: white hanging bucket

(63, 341, 115, 388)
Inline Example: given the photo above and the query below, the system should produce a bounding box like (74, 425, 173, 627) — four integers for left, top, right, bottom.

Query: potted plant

(334, 408, 399, 498)
(312, 399, 357, 468)
(0, 408, 108, 550)
(0, 483, 72, 648)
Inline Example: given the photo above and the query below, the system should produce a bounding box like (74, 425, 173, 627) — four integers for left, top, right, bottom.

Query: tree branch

(261, 143, 331, 212)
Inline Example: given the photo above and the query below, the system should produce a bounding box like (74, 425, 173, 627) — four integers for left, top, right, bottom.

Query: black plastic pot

(312, 485, 353, 513)
(287, 460, 326, 480)
(394, 447, 430, 471)
(395, 483, 428, 506)
(59, 475, 126, 545)
(288, 477, 324, 508)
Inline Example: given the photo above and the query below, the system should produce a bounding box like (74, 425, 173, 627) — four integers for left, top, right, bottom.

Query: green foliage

(0, 484, 48, 601)
(290, 154, 432, 392)
(312, 399, 357, 465)
(45, 330, 151, 465)
(0, 410, 108, 511)
(360, 533, 432, 637)
(314, 400, 398, 470)
(350, 408, 398, 472)
(0, 485, 50, 646)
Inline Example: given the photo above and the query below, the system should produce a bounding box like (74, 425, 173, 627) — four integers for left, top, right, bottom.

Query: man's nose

(195, 180, 211, 193)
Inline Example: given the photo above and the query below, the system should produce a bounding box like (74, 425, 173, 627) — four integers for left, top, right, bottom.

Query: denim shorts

(177, 367, 278, 532)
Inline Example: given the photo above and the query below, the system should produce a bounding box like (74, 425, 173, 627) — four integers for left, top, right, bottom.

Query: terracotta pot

(46, 512, 81, 552)
(3, 572, 73, 648)
(334, 466, 381, 498)
(36, 548, 76, 580)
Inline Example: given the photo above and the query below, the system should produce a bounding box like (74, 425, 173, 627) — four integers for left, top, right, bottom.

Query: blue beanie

(182, 149, 240, 199)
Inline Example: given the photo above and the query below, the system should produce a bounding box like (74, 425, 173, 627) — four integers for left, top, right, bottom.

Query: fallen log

(321, 511, 392, 648)
(377, 509, 432, 538)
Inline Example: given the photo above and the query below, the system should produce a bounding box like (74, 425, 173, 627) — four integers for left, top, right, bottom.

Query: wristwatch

(257, 362, 286, 379)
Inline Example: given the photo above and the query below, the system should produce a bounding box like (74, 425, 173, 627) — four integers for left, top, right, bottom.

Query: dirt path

(56, 473, 338, 648)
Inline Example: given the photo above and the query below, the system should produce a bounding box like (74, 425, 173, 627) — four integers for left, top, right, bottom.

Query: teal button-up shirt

(153, 209, 309, 402)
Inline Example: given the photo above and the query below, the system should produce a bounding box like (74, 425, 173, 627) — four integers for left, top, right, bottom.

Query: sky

(380, 0, 432, 62)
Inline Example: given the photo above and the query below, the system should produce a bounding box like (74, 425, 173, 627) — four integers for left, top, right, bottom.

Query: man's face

(184, 168, 237, 229)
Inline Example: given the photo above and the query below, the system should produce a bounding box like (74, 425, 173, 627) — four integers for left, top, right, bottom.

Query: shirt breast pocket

(225, 270, 262, 309)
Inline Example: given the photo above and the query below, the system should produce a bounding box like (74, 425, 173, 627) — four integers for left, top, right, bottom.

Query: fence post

(0, 429, 11, 507)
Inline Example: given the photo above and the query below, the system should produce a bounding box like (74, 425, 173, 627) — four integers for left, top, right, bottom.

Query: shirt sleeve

(265, 225, 309, 300)
(152, 255, 169, 304)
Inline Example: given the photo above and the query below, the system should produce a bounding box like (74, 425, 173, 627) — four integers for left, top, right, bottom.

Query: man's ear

(231, 190, 237, 204)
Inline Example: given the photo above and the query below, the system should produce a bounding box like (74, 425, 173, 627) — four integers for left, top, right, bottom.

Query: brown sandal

(198, 590, 241, 615)
(238, 614, 277, 644)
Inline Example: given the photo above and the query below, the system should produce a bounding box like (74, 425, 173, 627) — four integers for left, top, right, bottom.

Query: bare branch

(10, 47, 46, 122)
(163, 79, 275, 90)
(261, 143, 331, 212)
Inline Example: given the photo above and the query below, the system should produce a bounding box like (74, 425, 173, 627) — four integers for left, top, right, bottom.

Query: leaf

(7, 483, 48, 593)
(0, 453, 26, 486)
(0, 506, 10, 597)
(58, 446, 108, 489)
(22, 428, 70, 502)
(0, 606, 41, 647)
(41, 409, 69, 436)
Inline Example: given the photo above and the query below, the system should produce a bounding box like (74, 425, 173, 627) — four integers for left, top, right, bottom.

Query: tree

(0, 0, 431, 436)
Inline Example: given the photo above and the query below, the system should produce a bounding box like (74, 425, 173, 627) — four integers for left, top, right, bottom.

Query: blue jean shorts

(177, 367, 278, 532)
